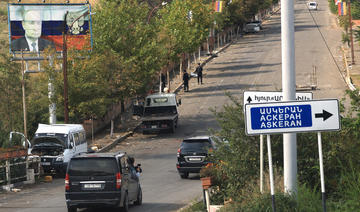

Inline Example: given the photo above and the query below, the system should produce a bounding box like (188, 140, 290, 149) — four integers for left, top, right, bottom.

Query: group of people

(183, 63, 203, 92)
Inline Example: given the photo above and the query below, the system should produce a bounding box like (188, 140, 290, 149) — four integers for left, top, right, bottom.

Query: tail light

(177, 148, 181, 157)
(116, 172, 122, 189)
(65, 174, 70, 191)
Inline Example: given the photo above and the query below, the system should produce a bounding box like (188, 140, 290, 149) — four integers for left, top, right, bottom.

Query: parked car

(244, 23, 260, 33)
(176, 136, 218, 179)
(308, 1, 318, 10)
(65, 152, 142, 212)
(247, 20, 262, 29)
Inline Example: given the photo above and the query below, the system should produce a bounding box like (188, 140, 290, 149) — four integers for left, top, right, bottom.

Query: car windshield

(31, 136, 65, 147)
(68, 158, 118, 176)
(181, 139, 212, 151)
(144, 106, 177, 116)
(310, 3, 316, 6)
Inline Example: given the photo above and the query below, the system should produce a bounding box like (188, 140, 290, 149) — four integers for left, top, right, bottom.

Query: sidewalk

(347, 40, 360, 90)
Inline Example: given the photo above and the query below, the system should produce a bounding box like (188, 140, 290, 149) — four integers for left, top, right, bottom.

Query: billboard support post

(21, 50, 28, 148)
(63, 11, 69, 124)
(48, 56, 56, 124)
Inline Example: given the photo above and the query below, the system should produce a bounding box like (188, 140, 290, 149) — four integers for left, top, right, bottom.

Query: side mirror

(70, 142, 75, 149)
(133, 105, 144, 116)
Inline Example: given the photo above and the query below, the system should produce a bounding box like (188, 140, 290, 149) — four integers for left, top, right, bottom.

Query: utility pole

(348, 1, 355, 64)
(21, 51, 28, 148)
(63, 11, 69, 123)
(281, 0, 297, 195)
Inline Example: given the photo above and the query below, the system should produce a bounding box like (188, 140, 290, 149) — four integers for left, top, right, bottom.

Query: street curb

(97, 131, 135, 153)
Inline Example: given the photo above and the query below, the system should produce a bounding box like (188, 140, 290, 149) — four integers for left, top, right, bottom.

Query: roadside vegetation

(184, 90, 360, 211)
(0, 0, 278, 146)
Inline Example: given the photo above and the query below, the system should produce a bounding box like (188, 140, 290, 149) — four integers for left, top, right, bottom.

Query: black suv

(176, 136, 217, 179)
(65, 152, 142, 212)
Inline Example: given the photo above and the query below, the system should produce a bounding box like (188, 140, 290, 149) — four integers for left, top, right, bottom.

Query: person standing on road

(183, 69, 190, 92)
(161, 73, 166, 92)
(195, 63, 203, 85)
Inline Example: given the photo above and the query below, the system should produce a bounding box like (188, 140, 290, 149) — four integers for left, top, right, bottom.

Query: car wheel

(120, 192, 129, 212)
(134, 186, 142, 205)
(67, 206, 77, 212)
(179, 172, 189, 179)
(171, 122, 175, 133)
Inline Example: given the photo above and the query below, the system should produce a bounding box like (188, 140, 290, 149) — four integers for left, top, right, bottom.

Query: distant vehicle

(176, 136, 219, 179)
(308, 1, 318, 10)
(247, 20, 262, 29)
(65, 152, 142, 212)
(244, 23, 260, 33)
(133, 93, 181, 134)
(29, 124, 87, 174)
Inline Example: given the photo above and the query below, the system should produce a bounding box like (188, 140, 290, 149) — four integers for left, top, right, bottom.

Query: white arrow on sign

(244, 99, 340, 135)
(243, 91, 313, 105)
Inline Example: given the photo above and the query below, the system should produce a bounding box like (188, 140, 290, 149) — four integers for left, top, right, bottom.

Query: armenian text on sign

(251, 105, 312, 130)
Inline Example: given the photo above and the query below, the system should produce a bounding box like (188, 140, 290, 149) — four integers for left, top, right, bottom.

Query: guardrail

(0, 155, 41, 187)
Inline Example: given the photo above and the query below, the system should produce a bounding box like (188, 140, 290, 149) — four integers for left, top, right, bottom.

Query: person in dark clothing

(183, 70, 190, 92)
(161, 73, 166, 92)
(195, 63, 203, 85)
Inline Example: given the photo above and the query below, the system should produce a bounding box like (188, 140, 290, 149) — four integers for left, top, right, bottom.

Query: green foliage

(336, 164, 360, 211)
(0, 52, 23, 145)
(351, 0, 360, 20)
(218, 184, 324, 212)
(329, 0, 338, 14)
(159, 0, 212, 60)
(209, 93, 259, 201)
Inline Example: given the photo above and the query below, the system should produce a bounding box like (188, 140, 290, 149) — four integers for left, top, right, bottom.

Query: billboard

(8, 3, 93, 53)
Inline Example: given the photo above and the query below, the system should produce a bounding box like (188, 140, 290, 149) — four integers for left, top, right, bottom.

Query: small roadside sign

(245, 99, 340, 135)
(243, 91, 313, 105)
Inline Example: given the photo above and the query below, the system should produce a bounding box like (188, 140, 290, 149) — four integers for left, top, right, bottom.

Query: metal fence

(0, 155, 41, 186)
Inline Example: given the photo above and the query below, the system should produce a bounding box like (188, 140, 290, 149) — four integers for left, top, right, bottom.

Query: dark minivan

(176, 136, 217, 179)
(65, 152, 142, 212)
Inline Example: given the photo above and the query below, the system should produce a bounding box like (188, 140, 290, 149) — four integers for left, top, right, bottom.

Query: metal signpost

(245, 99, 340, 212)
(243, 91, 313, 195)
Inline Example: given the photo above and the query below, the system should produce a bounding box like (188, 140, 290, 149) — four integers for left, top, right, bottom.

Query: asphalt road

(0, 0, 347, 211)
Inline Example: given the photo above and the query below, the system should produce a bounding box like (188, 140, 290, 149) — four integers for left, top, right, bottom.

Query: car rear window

(310, 3, 316, 6)
(68, 158, 118, 176)
(181, 139, 212, 150)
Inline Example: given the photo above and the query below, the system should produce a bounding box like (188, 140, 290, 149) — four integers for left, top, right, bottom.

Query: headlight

(56, 156, 64, 162)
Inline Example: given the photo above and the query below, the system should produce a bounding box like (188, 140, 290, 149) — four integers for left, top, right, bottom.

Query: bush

(328, 0, 338, 14)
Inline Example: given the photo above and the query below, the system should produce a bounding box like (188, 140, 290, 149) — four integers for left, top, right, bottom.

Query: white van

(29, 124, 87, 174)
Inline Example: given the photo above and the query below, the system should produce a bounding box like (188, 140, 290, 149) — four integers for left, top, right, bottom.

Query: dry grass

(350, 74, 360, 88)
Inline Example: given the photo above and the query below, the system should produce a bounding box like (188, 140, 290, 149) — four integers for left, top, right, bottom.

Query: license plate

(41, 162, 50, 166)
(84, 184, 102, 189)
(151, 125, 157, 129)
(189, 157, 201, 161)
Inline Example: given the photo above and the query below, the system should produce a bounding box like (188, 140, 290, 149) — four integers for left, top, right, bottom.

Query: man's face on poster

(22, 10, 42, 40)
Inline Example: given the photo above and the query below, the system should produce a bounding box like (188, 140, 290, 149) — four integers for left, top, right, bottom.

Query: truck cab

(133, 93, 181, 134)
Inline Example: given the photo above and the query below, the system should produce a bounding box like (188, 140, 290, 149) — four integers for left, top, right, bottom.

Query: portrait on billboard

(8, 4, 93, 53)
(11, 8, 55, 52)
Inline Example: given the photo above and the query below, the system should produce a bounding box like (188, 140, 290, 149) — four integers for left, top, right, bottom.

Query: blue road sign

(245, 99, 340, 135)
